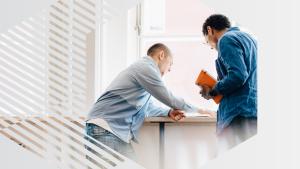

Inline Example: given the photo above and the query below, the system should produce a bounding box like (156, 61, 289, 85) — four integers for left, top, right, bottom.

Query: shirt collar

(217, 27, 240, 49)
(144, 56, 161, 75)
(227, 26, 240, 32)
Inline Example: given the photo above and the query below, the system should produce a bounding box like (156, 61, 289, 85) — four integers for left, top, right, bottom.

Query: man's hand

(197, 108, 216, 118)
(199, 85, 213, 100)
(168, 109, 186, 121)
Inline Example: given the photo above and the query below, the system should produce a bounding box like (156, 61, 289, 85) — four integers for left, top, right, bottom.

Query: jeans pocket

(87, 124, 107, 137)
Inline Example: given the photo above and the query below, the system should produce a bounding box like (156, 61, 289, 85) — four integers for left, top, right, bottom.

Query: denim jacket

(212, 27, 257, 133)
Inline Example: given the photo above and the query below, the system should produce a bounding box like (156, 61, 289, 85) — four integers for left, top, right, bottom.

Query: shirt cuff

(209, 84, 220, 96)
(162, 108, 172, 117)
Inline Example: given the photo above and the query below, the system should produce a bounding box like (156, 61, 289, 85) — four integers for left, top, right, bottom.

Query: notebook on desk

(195, 70, 223, 104)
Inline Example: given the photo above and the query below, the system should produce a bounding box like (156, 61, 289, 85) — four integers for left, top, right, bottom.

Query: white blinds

(0, 0, 145, 169)
(47, 0, 97, 116)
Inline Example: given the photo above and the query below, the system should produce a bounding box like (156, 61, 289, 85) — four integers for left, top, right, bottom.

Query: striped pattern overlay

(0, 0, 144, 169)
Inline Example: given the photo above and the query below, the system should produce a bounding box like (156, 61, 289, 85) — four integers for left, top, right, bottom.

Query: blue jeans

(85, 123, 136, 160)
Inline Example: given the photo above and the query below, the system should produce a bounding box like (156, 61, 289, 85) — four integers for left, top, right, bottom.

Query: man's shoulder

(219, 29, 253, 50)
(220, 31, 239, 44)
(130, 57, 158, 75)
(222, 28, 255, 42)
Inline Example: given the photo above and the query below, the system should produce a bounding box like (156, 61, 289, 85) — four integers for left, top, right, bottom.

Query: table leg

(159, 122, 165, 169)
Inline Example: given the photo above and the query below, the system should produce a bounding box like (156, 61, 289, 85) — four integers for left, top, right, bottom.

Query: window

(139, 0, 218, 110)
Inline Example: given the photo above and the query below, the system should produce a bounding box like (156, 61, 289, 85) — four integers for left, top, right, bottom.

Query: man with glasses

(200, 14, 257, 153)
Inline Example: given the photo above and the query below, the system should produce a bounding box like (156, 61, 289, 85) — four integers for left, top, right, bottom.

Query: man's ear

(158, 50, 164, 60)
(207, 26, 212, 35)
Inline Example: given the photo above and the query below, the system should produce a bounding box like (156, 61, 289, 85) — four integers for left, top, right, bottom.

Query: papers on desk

(185, 112, 210, 117)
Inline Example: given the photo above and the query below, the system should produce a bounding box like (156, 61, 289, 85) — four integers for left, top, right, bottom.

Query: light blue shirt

(87, 56, 196, 143)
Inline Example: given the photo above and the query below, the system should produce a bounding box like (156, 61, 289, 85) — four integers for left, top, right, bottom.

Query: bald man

(85, 43, 205, 159)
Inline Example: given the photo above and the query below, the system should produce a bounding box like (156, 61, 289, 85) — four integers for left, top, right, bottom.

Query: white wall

(102, 13, 127, 90)
(0, 0, 56, 32)
(100, 7, 139, 93)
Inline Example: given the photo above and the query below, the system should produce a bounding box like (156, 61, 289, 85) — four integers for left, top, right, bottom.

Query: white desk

(135, 117, 216, 169)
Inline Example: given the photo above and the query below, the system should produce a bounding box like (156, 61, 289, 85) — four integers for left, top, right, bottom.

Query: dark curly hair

(202, 14, 231, 35)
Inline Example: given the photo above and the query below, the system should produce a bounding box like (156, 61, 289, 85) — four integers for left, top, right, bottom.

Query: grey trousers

(217, 116, 257, 154)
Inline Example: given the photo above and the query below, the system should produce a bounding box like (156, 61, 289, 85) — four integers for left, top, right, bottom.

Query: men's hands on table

(168, 109, 186, 121)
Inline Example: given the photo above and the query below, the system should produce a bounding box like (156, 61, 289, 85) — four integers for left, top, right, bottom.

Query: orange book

(195, 70, 223, 104)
